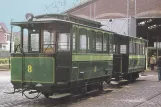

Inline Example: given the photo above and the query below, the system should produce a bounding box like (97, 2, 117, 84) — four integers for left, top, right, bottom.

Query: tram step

(49, 93, 71, 99)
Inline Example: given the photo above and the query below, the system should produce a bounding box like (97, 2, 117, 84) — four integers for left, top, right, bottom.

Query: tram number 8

(28, 65, 32, 73)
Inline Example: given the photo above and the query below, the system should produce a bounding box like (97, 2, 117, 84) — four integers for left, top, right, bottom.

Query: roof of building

(63, 0, 98, 13)
(0, 22, 9, 33)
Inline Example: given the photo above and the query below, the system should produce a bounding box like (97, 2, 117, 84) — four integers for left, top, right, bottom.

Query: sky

(0, 0, 79, 31)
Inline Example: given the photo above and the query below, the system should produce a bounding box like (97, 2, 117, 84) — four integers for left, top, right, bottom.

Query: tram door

(55, 32, 71, 83)
(113, 35, 129, 80)
(113, 53, 129, 80)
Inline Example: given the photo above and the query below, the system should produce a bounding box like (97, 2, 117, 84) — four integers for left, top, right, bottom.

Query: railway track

(1, 79, 160, 107)
(133, 90, 161, 107)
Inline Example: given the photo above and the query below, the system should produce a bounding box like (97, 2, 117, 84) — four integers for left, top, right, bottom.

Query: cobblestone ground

(0, 71, 161, 107)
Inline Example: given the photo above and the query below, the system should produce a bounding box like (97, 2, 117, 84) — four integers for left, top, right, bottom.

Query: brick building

(0, 22, 14, 51)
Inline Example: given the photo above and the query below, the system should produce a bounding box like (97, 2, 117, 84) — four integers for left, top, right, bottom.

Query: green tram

(10, 14, 147, 98)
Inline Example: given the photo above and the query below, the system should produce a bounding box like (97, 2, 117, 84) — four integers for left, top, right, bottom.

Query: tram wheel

(43, 93, 49, 98)
(98, 82, 103, 91)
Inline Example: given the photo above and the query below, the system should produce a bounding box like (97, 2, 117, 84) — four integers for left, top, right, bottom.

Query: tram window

(139, 44, 141, 55)
(73, 33, 76, 51)
(129, 42, 133, 54)
(133, 43, 136, 54)
(114, 44, 120, 54)
(80, 34, 87, 51)
(138, 44, 140, 55)
(113, 45, 115, 53)
(72, 27, 77, 52)
(136, 43, 139, 55)
(58, 33, 70, 51)
(143, 45, 145, 55)
(23, 29, 28, 52)
(87, 34, 89, 51)
(79, 28, 87, 52)
(89, 30, 96, 52)
(141, 44, 145, 55)
(120, 45, 126, 54)
(43, 31, 55, 53)
(96, 32, 103, 52)
(103, 34, 109, 52)
(31, 33, 39, 52)
(139, 44, 142, 55)
(109, 35, 113, 53)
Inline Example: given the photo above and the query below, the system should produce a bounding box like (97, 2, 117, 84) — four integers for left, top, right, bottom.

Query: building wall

(5, 41, 14, 52)
(66, 0, 161, 36)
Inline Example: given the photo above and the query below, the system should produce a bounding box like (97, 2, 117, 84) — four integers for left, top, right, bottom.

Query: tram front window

(14, 22, 71, 54)
(30, 33, 39, 52)
(43, 30, 56, 53)
(17, 28, 56, 54)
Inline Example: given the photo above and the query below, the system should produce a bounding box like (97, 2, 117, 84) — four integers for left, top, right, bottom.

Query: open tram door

(112, 34, 129, 81)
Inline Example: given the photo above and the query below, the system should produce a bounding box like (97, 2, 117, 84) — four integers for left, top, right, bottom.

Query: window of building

(7, 34, 10, 41)
(5, 35, 7, 41)
(0, 44, 2, 49)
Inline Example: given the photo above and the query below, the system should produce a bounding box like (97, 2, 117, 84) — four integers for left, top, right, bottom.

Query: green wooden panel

(128, 55, 146, 73)
(71, 61, 113, 81)
(11, 57, 55, 83)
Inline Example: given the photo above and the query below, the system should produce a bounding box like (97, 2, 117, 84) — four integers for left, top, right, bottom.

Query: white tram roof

(11, 14, 147, 42)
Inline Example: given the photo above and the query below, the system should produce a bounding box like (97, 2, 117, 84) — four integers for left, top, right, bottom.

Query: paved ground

(0, 71, 161, 107)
